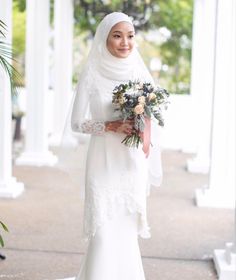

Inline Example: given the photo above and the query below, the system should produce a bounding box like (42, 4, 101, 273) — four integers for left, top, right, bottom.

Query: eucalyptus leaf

(144, 105, 152, 118)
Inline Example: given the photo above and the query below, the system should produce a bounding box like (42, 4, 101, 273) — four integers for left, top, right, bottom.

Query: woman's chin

(116, 51, 131, 58)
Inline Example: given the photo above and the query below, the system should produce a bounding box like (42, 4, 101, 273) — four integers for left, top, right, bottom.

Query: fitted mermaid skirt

(75, 203, 146, 280)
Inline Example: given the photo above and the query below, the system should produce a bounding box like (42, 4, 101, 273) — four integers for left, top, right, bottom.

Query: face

(106, 21, 135, 58)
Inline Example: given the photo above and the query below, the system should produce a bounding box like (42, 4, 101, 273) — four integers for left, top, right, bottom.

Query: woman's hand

(105, 120, 134, 135)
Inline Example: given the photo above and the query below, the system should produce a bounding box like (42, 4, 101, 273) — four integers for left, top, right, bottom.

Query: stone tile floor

(0, 150, 234, 280)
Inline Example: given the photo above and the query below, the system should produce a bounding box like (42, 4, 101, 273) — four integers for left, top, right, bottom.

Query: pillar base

(56, 278, 75, 280)
(195, 186, 235, 209)
(49, 132, 63, 147)
(187, 157, 209, 174)
(15, 151, 58, 167)
(0, 177, 24, 198)
(181, 143, 197, 154)
(213, 243, 236, 280)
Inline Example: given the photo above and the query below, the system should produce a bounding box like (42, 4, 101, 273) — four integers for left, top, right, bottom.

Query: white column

(195, 0, 236, 209)
(0, 0, 24, 198)
(16, 0, 57, 166)
(186, 0, 217, 174)
(182, 0, 205, 154)
(49, 0, 74, 146)
(195, 2, 236, 277)
(213, 242, 236, 280)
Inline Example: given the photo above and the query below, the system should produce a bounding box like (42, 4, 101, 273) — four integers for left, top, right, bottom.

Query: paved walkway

(0, 150, 234, 280)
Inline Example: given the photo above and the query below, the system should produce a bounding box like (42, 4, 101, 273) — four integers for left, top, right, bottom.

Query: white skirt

(75, 204, 146, 280)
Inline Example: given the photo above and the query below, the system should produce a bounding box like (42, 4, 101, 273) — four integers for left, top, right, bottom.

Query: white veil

(56, 12, 163, 199)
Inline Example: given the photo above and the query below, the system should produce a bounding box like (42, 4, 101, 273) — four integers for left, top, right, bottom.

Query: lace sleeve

(72, 120, 105, 135)
(71, 65, 106, 136)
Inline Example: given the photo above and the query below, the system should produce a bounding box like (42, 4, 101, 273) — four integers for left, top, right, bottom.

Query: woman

(60, 12, 162, 280)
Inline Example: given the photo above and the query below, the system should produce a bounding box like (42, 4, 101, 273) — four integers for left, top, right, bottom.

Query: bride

(59, 11, 162, 280)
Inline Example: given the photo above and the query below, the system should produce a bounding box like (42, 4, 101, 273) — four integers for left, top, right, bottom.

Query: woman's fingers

(117, 123, 133, 134)
(106, 120, 135, 134)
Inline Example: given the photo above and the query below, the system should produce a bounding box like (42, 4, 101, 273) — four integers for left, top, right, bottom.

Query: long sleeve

(70, 71, 105, 136)
(72, 119, 105, 135)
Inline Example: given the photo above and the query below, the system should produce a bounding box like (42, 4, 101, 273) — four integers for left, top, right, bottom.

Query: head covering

(91, 12, 136, 80)
(57, 12, 162, 199)
(80, 12, 154, 82)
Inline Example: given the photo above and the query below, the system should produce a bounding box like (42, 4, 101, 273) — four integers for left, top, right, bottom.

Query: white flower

(134, 104, 144, 115)
(148, 92, 156, 101)
(134, 83, 142, 91)
(126, 89, 134, 96)
(119, 97, 126, 104)
(138, 96, 146, 104)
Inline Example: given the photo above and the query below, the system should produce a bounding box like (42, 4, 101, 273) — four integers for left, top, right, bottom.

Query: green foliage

(14, 0, 26, 11)
(13, 1, 26, 55)
(50, 0, 55, 23)
(0, 20, 21, 95)
(151, 0, 193, 61)
(73, 0, 193, 94)
(0, 221, 9, 247)
(12, 0, 193, 94)
(12, 0, 26, 86)
(150, 0, 193, 94)
(74, 0, 152, 35)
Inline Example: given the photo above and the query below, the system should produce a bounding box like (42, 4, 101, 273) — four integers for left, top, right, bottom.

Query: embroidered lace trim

(72, 120, 105, 135)
(82, 182, 151, 243)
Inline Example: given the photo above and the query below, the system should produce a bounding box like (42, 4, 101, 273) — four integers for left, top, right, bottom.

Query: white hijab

(57, 12, 162, 198)
(92, 12, 135, 81)
(81, 12, 154, 82)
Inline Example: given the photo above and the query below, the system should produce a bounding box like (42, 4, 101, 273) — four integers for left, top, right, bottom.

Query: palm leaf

(0, 54, 21, 96)
(0, 20, 7, 37)
(0, 21, 21, 96)
(0, 234, 4, 247)
(0, 221, 9, 232)
(0, 221, 9, 248)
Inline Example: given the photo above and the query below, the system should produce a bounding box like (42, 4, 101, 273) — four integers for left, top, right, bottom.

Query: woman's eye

(112, 34, 134, 39)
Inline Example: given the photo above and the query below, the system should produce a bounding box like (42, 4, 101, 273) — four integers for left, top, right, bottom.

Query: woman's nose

(121, 37, 128, 46)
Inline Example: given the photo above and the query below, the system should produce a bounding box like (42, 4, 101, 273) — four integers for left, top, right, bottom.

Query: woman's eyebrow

(112, 30, 135, 34)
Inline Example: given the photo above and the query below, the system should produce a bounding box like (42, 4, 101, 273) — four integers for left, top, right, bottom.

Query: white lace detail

(72, 120, 105, 135)
(82, 178, 151, 243)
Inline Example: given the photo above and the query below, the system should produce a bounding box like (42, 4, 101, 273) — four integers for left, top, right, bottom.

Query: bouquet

(112, 80, 169, 153)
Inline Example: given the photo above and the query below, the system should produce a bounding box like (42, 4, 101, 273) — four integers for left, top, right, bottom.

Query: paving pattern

(0, 150, 234, 280)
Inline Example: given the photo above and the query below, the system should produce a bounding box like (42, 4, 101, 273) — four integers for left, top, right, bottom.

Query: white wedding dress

(75, 204, 146, 280)
(70, 73, 152, 280)
(58, 12, 162, 280)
